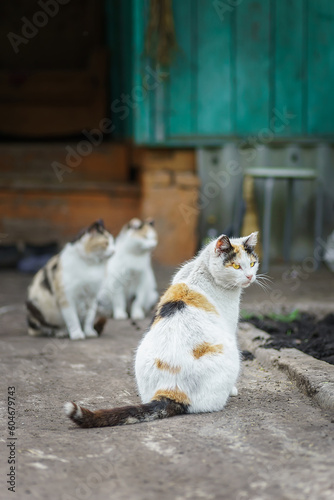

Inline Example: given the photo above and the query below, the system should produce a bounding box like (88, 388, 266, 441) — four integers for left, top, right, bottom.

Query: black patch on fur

(41, 269, 53, 294)
(223, 251, 237, 264)
(26, 300, 59, 329)
(148, 312, 158, 327)
(27, 318, 40, 330)
(160, 300, 186, 318)
(146, 218, 155, 227)
(243, 243, 252, 254)
(243, 246, 259, 263)
(89, 219, 105, 234)
(51, 260, 58, 273)
(243, 240, 259, 261)
(252, 251, 259, 261)
(94, 317, 107, 335)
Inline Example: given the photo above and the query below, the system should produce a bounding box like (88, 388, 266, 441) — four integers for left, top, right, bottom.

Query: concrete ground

(0, 265, 334, 500)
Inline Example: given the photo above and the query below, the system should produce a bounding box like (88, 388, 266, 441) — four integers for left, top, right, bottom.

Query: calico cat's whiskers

(255, 273, 273, 292)
(256, 273, 273, 285)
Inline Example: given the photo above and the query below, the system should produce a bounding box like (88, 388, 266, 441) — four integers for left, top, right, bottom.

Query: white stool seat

(246, 167, 317, 179)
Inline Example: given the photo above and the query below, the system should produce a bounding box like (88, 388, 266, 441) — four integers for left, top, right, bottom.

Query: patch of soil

(244, 313, 334, 365)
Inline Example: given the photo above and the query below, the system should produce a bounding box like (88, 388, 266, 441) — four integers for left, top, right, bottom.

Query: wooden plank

(0, 143, 129, 184)
(0, 190, 141, 245)
(307, 0, 334, 134)
(168, 0, 194, 137)
(196, 0, 232, 135)
(274, 0, 304, 135)
(235, 0, 270, 134)
(131, 147, 196, 172)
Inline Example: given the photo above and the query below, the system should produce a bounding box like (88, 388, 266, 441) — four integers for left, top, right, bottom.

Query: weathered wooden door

(107, 0, 334, 145)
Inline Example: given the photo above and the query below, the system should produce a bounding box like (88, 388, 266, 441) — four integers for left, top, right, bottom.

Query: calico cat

(92, 217, 158, 321)
(27, 220, 115, 340)
(65, 232, 259, 426)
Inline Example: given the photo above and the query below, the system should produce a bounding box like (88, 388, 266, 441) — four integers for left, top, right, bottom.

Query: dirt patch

(244, 313, 334, 365)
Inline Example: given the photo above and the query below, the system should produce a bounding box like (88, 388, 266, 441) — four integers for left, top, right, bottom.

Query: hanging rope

(144, 0, 178, 66)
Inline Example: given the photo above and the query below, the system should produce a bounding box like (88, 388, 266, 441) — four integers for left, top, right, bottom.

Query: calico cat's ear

(71, 220, 105, 243)
(145, 217, 155, 227)
(88, 219, 105, 234)
(215, 235, 233, 255)
(129, 218, 143, 230)
(243, 232, 258, 252)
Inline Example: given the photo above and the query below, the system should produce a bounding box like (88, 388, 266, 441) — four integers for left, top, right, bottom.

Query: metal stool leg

(262, 177, 274, 273)
(283, 178, 294, 262)
(233, 175, 245, 237)
(314, 179, 323, 269)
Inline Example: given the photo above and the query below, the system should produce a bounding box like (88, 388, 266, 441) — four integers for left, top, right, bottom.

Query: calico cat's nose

(246, 275, 252, 281)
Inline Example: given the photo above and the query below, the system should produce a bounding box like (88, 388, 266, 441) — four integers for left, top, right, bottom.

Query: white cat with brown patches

(27, 220, 115, 340)
(65, 232, 259, 426)
(93, 217, 159, 321)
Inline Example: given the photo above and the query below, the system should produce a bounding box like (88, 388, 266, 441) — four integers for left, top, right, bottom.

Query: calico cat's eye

(232, 263, 240, 269)
(250, 262, 255, 267)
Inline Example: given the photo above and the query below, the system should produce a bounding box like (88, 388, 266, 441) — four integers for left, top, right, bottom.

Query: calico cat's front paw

(84, 327, 98, 338)
(69, 329, 86, 341)
(113, 309, 128, 320)
(230, 386, 238, 396)
(130, 307, 145, 320)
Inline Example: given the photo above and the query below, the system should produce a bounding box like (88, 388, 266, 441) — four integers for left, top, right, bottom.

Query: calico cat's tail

(64, 398, 188, 428)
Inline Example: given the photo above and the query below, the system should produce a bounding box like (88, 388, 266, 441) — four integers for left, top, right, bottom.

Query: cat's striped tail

(64, 398, 188, 428)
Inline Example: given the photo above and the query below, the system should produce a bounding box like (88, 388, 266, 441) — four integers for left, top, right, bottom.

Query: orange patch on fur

(153, 388, 190, 405)
(128, 219, 156, 239)
(192, 342, 224, 359)
(135, 224, 151, 239)
(155, 359, 181, 374)
(158, 283, 218, 315)
(84, 233, 109, 254)
(232, 244, 242, 257)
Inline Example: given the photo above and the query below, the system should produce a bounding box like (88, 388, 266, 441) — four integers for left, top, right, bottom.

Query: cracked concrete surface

(0, 267, 334, 500)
